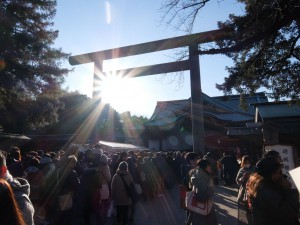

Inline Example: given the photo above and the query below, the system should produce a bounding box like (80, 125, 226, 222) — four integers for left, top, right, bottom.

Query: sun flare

(98, 73, 145, 114)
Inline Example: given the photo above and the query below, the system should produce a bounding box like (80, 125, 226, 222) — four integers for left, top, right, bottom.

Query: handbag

(185, 191, 213, 216)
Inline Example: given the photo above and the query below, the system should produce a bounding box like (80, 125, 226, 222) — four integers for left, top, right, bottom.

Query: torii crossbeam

(69, 29, 228, 155)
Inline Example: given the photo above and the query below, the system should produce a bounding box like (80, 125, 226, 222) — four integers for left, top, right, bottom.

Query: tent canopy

(99, 141, 148, 153)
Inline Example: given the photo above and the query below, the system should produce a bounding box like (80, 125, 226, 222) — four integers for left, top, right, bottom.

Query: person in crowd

(173, 151, 186, 182)
(236, 155, 255, 223)
(25, 157, 42, 201)
(127, 150, 137, 164)
(0, 179, 27, 225)
(182, 152, 200, 187)
(203, 152, 219, 185)
(247, 157, 300, 225)
(140, 156, 155, 200)
(163, 152, 177, 189)
(7, 146, 25, 178)
(182, 152, 200, 225)
(136, 156, 147, 200)
(111, 161, 133, 225)
(92, 143, 103, 155)
(117, 152, 128, 167)
(98, 153, 111, 221)
(73, 153, 103, 225)
(25, 157, 44, 224)
(109, 153, 119, 177)
(37, 150, 44, 158)
(188, 159, 218, 225)
(126, 155, 141, 222)
(39, 153, 55, 179)
(220, 152, 239, 186)
(53, 155, 80, 225)
(263, 150, 284, 164)
(262, 150, 293, 182)
(152, 152, 167, 196)
(0, 150, 35, 225)
(37, 153, 57, 224)
(80, 149, 93, 172)
(236, 155, 255, 203)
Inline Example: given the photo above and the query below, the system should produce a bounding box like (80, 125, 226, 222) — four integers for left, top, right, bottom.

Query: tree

(0, 0, 70, 132)
(160, 0, 300, 100)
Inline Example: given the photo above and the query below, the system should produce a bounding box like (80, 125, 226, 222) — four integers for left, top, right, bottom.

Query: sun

(98, 72, 144, 114)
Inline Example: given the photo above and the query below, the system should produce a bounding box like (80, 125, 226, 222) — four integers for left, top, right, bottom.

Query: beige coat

(111, 170, 133, 206)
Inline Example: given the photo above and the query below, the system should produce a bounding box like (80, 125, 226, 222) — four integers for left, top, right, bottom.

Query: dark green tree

(160, 0, 300, 100)
(0, 0, 70, 132)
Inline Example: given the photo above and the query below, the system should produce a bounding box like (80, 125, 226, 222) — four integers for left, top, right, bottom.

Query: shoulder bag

(185, 191, 213, 216)
(119, 174, 140, 203)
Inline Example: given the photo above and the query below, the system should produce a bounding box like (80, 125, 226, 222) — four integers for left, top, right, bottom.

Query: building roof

(147, 99, 190, 126)
(0, 133, 31, 140)
(212, 92, 268, 114)
(253, 101, 300, 120)
(203, 112, 253, 122)
(146, 92, 265, 127)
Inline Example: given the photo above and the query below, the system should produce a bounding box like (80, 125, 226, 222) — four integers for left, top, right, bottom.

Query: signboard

(289, 167, 300, 192)
(265, 145, 295, 187)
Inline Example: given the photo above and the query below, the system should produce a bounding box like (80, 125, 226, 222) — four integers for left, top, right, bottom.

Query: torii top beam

(69, 29, 228, 65)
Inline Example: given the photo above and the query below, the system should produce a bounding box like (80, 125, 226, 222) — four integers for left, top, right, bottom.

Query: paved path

(127, 184, 239, 225)
(214, 185, 238, 225)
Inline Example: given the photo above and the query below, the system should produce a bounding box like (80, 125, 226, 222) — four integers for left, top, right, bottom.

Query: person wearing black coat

(247, 157, 300, 225)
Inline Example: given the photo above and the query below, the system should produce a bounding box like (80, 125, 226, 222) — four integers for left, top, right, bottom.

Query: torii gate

(69, 29, 228, 155)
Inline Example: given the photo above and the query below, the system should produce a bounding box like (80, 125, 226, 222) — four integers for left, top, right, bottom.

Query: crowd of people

(180, 150, 299, 225)
(0, 144, 201, 225)
(0, 144, 299, 225)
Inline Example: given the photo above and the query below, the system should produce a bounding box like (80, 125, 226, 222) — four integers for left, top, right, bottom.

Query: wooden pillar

(93, 61, 104, 143)
(93, 61, 103, 98)
(189, 44, 205, 155)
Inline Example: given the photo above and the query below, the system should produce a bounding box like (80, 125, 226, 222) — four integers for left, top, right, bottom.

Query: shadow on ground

(104, 184, 239, 225)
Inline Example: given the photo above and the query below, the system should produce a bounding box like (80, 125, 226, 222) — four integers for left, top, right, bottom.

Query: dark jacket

(251, 179, 300, 225)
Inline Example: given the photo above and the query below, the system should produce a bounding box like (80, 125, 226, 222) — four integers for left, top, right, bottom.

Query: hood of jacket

(5, 170, 30, 197)
(116, 169, 130, 175)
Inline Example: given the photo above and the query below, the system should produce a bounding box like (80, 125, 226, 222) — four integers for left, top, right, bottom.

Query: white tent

(99, 141, 148, 153)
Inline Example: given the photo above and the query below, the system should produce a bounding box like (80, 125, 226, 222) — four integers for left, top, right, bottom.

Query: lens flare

(105, 1, 111, 24)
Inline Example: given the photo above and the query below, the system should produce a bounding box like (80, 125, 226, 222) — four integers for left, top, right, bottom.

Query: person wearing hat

(111, 161, 133, 225)
(247, 157, 299, 225)
(98, 154, 111, 219)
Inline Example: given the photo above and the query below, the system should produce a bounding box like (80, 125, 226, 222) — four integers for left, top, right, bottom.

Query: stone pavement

(106, 184, 239, 225)
(213, 185, 239, 225)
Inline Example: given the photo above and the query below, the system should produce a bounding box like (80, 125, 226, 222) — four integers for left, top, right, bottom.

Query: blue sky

(53, 0, 244, 118)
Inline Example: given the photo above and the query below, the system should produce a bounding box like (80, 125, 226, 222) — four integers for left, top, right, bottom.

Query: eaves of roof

(256, 103, 300, 119)
(203, 112, 254, 122)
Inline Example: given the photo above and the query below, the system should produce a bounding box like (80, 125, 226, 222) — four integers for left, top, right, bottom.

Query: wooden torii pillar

(69, 29, 227, 155)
